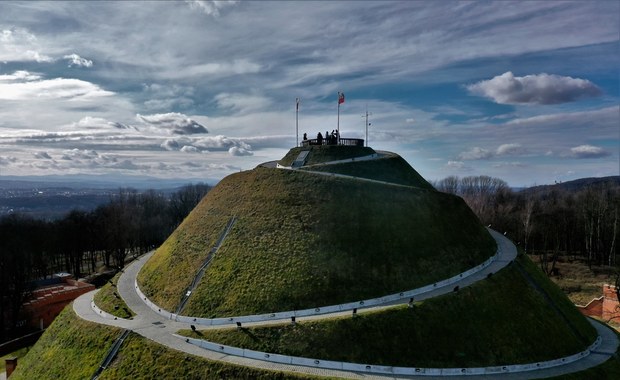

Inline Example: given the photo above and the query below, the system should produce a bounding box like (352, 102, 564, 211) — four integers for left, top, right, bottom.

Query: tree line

(0, 183, 210, 341)
(433, 175, 619, 276)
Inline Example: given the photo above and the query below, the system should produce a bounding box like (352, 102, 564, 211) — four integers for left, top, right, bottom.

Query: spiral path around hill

(73, 231, 618, 379)
(73, 158, 619, 379)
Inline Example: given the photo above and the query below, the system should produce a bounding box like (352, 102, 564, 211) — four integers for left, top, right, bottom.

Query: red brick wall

(577, 296, 603, 318)
(602, 285, 620, 323)
(576, 285, 620, 324)
(21, 280, 94, 329)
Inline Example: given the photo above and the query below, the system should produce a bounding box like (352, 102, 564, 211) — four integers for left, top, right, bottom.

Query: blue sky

(0, 1, 618, 187)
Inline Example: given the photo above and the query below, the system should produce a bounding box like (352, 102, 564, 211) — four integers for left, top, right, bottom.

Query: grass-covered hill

(13, 145, 620, 380)
(138, 147, 495, 317)
(181, 255, 598, 368)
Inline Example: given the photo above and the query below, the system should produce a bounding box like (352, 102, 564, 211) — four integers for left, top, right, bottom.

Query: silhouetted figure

(317, 132, 323, 145)
(303, 132, 307, 141)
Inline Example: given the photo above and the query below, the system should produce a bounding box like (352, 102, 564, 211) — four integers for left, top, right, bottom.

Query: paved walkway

(72, 227, 619, 379)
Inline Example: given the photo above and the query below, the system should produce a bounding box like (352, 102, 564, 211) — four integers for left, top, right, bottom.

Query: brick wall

(602, 285, 620, 323)
(21, 278, 94, 329)
(576, 284, 620, 324)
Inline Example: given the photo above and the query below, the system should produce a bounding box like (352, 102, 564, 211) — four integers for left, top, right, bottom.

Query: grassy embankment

(278, 145, 376, 167)
(180, 254, 597, 368)
(93, 271, 136, 319)
(138, 150, 495, 317)
(10, 307, 121, 380)
(10, 308, 323, 380)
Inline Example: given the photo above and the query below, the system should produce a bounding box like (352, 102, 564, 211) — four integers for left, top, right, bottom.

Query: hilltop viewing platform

(301, 137, 364, 147)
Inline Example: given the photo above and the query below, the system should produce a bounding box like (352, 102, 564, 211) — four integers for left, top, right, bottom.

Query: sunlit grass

(93, 271, 135, 319)
(180, 255, 598, 368)
(138, 161, 495, 317)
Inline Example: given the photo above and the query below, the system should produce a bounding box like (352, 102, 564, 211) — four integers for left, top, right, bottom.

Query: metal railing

(301, 138, 364, 147)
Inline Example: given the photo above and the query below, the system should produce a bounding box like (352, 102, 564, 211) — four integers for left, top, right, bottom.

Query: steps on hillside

(175, 216, 237, 314)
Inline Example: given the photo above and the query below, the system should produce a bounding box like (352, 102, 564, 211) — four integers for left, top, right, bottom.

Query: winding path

(71, 156, 619, 378)
(73, 229, 618, 379)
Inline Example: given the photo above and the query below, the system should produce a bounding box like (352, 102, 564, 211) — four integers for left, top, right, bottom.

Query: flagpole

(337, 92, 340, 145)
(296, 98, 299, 147)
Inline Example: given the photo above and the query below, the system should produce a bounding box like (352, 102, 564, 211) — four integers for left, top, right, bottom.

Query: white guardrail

(177, 334, 602, 377)
(134, 250, 499, 326)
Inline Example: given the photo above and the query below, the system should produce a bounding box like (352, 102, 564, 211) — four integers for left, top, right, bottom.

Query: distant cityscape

(0, 177, 212, 220)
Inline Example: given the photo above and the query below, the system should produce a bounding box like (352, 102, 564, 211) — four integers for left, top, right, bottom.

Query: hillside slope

(138, 149, 495, 317)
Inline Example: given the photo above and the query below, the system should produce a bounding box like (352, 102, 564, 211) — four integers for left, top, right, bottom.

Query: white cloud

(0, 77, 114, 100)
(64, 53, 93, 68)
(496, 143, 524, 156)
(160, 139, 180, 151)
(0, 70, 42, 82)
(186, 0, 237, 17)
(34, 151, 52, 159)
(214, 92, 272, 113)
(569, 145, 610, 159)
(180, 145, 200, 153)
(0, 28, 53, 62)
(467, 72, 601, 105)
(228, 146, 253, 156)
(72, 116, 131, 130)
(61, 148, 100, 160)
(136, 113, 208, 135)
(458, 147, 492, 160)
(0, 155, 18, 166)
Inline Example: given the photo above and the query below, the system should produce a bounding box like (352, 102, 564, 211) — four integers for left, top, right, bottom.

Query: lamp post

(362, 107, 372, 147)
(295, 98, 300, 147)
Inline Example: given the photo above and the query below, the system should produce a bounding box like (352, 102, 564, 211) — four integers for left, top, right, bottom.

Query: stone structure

(577, 284, 620, 324)
(21, 273, 95, 329)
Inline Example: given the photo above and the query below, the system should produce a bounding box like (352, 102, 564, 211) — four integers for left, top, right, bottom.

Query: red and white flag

(338, 92, 345, 104)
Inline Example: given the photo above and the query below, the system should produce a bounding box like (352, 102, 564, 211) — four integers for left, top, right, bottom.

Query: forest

(0, 183, 210, 342)
(434, 176, 619, 275)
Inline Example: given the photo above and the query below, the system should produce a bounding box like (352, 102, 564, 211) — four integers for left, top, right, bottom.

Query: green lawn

(11, 307, 325, 380)
(93, 271, 135, 319)
(180, 255, 597, 368)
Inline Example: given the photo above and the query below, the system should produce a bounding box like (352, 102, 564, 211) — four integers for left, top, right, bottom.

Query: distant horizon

(1, 162, 618, 191)
(0, 1, 618, 187)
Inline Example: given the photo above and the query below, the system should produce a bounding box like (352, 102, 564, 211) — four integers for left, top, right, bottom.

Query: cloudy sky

(0, 1, 618, 187)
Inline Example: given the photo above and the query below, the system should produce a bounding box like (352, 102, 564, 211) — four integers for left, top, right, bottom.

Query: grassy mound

(11, 308, 319, 380)
(278, 145, 376, 166)
(138, 163, 495, 317)
(181, 255, 597, 368)
(301, 153, 435, 189)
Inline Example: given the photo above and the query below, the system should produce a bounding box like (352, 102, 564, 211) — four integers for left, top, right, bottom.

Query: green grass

(301, 154, 435, 189)
(11, 307, 326, 380)
(99, 331, 325, 380)
(180, 257, 597, 368)
(0, 346, 31, 372)
(278, 145, 376, 166)
(139, 164, 495, 317)
(10, 307, 121, 380)
(93, 271, 135, 319)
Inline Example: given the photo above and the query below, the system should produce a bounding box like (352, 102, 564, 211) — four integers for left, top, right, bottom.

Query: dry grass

(529, 255, 617, 306)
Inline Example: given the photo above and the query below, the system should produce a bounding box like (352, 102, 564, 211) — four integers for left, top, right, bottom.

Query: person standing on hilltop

(317, 132, 323, 145)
